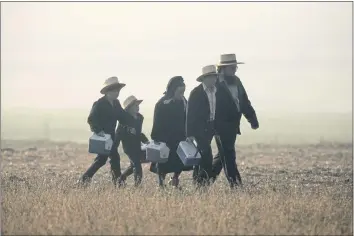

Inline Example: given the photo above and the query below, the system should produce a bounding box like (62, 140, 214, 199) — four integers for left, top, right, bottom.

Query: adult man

(186, 65, 220, 187)
(211, 53, 259, 188)
(79, 76, 135, 186)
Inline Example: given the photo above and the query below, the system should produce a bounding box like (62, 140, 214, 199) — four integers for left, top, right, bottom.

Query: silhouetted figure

(210, 54, 259, 188)
(79, 76, 134, 186)
(150, 76, 192, 188)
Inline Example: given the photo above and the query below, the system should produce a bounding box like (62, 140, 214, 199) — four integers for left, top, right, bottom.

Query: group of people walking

(78, 53, 259, 190)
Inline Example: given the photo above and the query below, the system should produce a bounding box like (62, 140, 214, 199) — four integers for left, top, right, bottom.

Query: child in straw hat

(116, 95, 149, 187)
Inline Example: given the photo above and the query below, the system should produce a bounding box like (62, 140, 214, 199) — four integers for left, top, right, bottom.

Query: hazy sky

(1, 2, 352, 114)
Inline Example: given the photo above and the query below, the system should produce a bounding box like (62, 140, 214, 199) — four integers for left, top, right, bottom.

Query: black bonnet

(164, 76, 185, 97)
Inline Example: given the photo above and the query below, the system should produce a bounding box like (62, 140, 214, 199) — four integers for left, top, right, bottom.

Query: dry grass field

(1, 139, 353, 235)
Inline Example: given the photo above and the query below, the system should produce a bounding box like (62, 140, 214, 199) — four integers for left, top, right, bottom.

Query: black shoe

(168, 177, 180, 187)
(117, 180, 127, 188)
(230, 180, 243, 189)
(76, 177, 91, 188)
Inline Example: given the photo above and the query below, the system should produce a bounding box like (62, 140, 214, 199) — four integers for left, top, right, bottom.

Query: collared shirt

(218, 75, 240, 111)
(202, 83, 217, 121)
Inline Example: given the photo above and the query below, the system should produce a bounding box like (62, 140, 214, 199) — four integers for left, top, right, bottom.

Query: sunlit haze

(1, 2, 352, 143)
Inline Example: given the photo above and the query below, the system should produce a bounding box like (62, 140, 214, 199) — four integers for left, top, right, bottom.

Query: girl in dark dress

(149, 76, 193, 188)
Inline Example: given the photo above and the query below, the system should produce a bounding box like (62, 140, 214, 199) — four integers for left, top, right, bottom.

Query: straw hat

(123, 95, 143, 110)
(196, 65, 218, 82)
(218, 53, 244, 67)
(100, 76, 126, 94)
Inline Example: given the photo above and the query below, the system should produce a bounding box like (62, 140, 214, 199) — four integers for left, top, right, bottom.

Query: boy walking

(79, 76, 134, 186)
(116, 95, 149, 187)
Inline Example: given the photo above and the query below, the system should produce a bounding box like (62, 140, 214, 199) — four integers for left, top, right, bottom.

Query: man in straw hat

(79, 76, 135, 186)
(186, 65, 223, 187)
(210, 53, 259, 188)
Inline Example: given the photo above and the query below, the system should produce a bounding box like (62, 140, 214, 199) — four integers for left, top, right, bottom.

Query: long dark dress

(149, 96, 193, 174)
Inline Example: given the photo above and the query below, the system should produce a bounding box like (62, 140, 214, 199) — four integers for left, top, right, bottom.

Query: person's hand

(128, 127, 137, 135)
(186, 136, 196, 143)
(96, 131, 105, 137)
(131, 128, 137, 135)
(251, 123, 259, 130)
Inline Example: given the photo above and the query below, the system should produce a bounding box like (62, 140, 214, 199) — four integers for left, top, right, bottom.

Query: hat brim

(100, 83, 126, 94)
(218, 61, 245, 67)
(196, 72, 218, 82)
(124, 99, 143, 110)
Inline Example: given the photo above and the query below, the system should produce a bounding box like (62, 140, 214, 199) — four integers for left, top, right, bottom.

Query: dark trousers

(81, 140, 121, 185)
(211, 133, 242, 187)
(120, 151, 143, 186)
(192, 121, 216, 187)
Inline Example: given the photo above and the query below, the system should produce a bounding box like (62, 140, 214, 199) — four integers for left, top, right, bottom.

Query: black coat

(186, 84, 220, 139)
(115, 113, 149, 158)
(215, 75, 258, 137)
(87, 96, 133, 139)
(150, 95, 192, 174)
(186, 77, 258, 141)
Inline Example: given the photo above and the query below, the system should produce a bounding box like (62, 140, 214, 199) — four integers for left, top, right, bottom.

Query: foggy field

(1, 2, 352, 235)
(1, 139, 352, 235)
(1, 109, 352, 145)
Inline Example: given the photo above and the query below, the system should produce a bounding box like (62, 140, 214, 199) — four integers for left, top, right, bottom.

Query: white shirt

(202, 83, 217, 121)
(219, 75, 240, 111)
